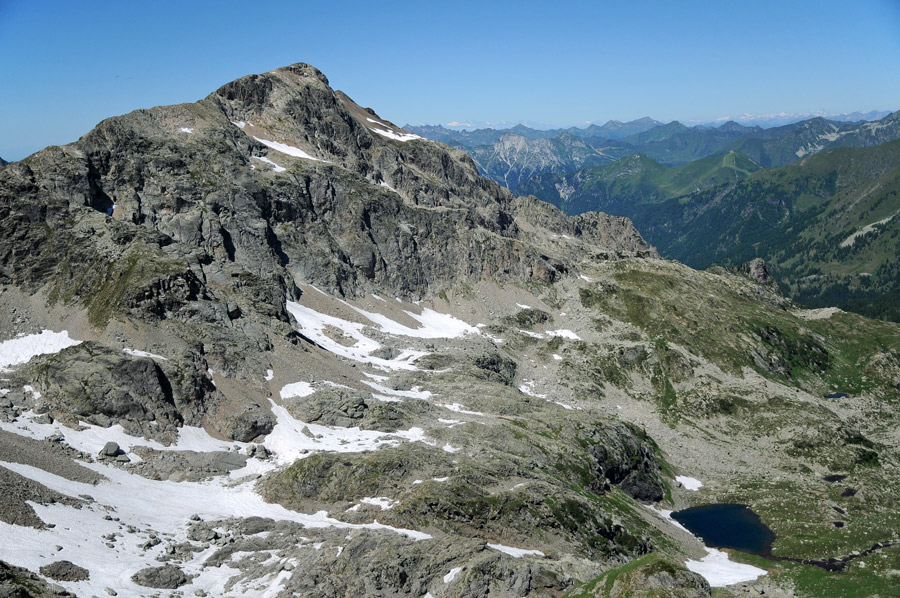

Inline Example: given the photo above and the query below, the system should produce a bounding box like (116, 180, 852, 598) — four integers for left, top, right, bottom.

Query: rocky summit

(0, 63, 898, 598)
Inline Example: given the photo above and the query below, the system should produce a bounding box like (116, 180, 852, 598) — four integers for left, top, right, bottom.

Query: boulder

(131, 564, 189, 589)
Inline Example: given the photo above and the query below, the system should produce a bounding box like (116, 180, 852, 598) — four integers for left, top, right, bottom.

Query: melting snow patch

(253, 137, 326, 162)
(371, 128, 423, 142)
(518, 381, 547, 399)
(442, 443, 460, 454)
(360, 497, 398, 510)
(519, 330, 544, 339)
(685, 548, 767, 587)
(547, 329, 580, 340)
(252, 155, 286, 172)
(487, 543, 544, 558)
(265, 369, 274, 381)
(280, 381, 315, 399)
(0, 330, 81, 371)
(361, 380, 432, 400)
(441, 403, 484, 416)
(443, 566, 463, 583)
(122, 348, 168, 361)
(346, 303, 479, 339)
(264, 399, 429, 465)
(676, 475, 703, 491)
(285, 301, 425, 371)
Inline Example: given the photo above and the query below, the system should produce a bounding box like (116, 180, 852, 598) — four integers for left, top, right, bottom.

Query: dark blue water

(671, 503, 775, 556)
(825, 392, 849, 399)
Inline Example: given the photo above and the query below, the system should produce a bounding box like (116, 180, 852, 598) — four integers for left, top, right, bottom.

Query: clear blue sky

(1, 0, 899, 160)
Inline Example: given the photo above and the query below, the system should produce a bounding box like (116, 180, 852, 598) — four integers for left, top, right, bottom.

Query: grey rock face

(583, 423, 665, 502)
(38, 561, 89, 582)
(0, 560, 75, 597)
(0, 62, 653, 320)
(25, 342, 184, 436)
(130, 564, 189, 589)
(734, 257, 775, 286)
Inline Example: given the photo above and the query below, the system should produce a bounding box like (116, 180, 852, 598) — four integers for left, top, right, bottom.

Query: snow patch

(676, 475, 703, 491)
(371, 128, 423, 142)
(179, 127, 193, 134)
(518, 380, 547, 399)
(253, 137, 326, 162)
(360, 497, 398, 510)
(265, 369, 274, 381)
(443, 566, 463, 583)
(252, 155, 286, 172)
(441, 403, 484, 416)
(0, 330, 81, 371)
(361, 380, 431, 400)
(346, 302, 479, 339)
(280, 381, 315, 399)
(285, 301, 425, 371)
(547, 329, 580, 340)
(379, 180, 399, 193)
(685, 548, 767, 587)
(486, 543, 545, 558)
(122, 348, 168, 361)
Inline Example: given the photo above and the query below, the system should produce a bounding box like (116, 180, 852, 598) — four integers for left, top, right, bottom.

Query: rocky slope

(0, 63, 898, 598)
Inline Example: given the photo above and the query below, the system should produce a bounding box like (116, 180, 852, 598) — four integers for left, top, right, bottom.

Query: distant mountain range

(409, 111, 900, 197)
(701, 109, 891, 129)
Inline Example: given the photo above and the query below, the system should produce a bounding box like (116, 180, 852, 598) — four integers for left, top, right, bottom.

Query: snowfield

(685, 548, 768, 587)
(0, 459, 430, 598)
(0, 330, 81, 371)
